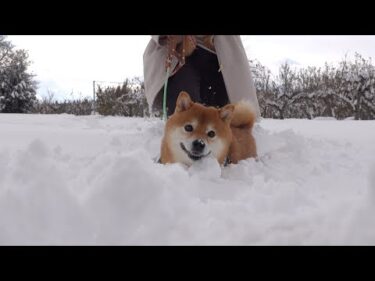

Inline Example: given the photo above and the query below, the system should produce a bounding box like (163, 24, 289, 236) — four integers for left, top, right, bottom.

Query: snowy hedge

(32, 78, 149, 117)
(32, 92, 93, 115)
(95, 78, 149, 117)
(252, 54, 375, 120)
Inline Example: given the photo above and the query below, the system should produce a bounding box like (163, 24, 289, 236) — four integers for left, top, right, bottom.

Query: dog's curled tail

(230, 101, 256, 129)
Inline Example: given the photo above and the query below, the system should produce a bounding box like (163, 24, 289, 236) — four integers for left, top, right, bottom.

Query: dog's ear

(175, 91, 193, 113)
(219, 104, 234, 123)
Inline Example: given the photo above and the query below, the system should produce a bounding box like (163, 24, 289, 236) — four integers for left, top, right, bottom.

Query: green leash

(162, 35, 187, 121)
(162, 66, 170, 122)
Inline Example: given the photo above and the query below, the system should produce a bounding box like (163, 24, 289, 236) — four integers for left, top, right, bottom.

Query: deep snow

(0, 114, 374, 245)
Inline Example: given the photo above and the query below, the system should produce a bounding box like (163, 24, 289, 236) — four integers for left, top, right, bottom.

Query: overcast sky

(8, 35, 375, 100)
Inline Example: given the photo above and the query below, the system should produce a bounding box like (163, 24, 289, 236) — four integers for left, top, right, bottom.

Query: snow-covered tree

(250, 60, 280, 118)
(0, 36, 37, 113)
(253, 54, 375, 120)
(338, 54, 375, 120)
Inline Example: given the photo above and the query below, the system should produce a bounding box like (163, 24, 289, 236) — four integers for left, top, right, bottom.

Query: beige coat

(143, 35, 260, 118)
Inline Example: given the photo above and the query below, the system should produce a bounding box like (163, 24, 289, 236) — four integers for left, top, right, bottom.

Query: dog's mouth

(180, 143, 211, 161)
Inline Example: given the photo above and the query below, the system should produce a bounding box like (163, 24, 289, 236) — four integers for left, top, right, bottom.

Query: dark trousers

(154, 46, 229, 116)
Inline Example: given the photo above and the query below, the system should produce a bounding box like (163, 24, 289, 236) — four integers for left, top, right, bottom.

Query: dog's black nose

(192, 139, 205, 152)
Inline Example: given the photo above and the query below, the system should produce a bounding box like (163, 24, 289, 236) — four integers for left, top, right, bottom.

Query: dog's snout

(192, 139, 205, 152)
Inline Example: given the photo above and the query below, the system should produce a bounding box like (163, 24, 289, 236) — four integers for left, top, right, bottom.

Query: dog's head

(163, 91, 234, 165)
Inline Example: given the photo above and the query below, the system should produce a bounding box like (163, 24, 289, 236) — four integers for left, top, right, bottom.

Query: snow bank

(0, 114, 374, 245)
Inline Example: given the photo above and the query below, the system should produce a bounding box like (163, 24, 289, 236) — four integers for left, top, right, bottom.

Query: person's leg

(165, 52, 202, 116)
(195, 47, 229, 108)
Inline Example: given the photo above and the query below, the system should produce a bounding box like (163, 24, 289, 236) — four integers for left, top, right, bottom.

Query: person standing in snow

(143, 35, 260, 118)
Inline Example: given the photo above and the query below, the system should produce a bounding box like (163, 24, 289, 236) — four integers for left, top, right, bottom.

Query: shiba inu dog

(160, 91, 257, 166)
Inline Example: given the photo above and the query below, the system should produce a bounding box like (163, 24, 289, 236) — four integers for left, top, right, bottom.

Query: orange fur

(228, 101, 257, 163)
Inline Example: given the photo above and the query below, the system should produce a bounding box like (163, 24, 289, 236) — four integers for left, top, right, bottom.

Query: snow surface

(0, 114, 375, 245)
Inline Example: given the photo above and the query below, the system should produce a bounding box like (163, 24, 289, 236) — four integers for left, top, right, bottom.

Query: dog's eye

(207, 130, 216, 138)
(184, 124, 193, 132)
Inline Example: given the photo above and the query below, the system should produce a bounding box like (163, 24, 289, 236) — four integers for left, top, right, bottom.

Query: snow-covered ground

(0, 114, 375, 245)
